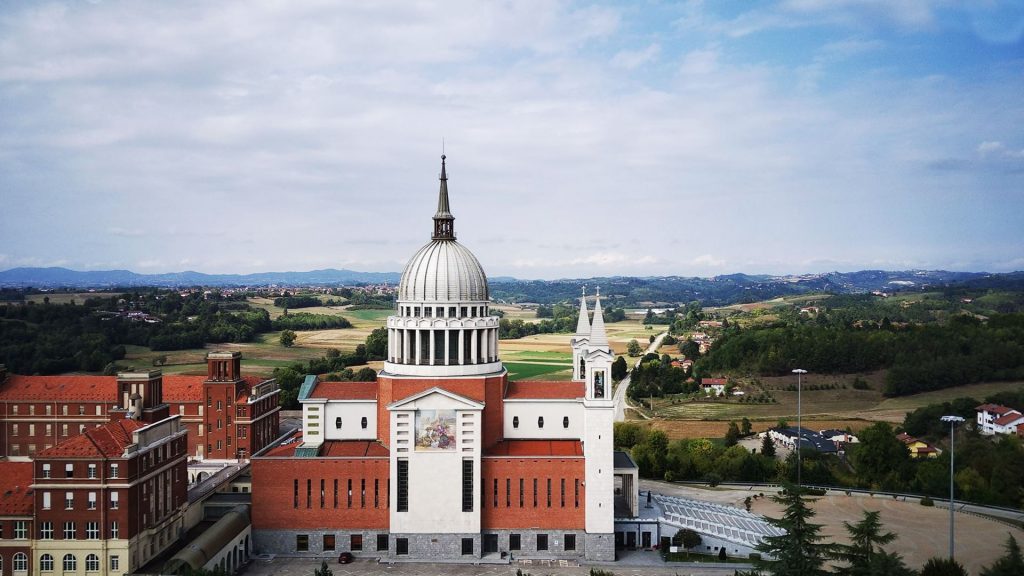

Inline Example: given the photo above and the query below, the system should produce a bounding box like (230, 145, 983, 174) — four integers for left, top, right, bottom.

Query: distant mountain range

(0, 267, 401, 288)
(2, 266, 1022, 306)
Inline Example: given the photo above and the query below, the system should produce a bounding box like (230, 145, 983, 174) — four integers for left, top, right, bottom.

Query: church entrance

(483, 534, 498, 554)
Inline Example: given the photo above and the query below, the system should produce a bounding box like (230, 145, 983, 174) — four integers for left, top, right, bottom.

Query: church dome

(398, 239, 489, 302)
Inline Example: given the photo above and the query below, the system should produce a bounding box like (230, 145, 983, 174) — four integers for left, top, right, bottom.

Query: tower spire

(589, 287, 609, 349)
(575, 285, 591, 337)
(432, 154, 455, 240)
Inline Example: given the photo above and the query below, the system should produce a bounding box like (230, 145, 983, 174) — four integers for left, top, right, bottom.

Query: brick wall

(481, 458, 585, 529)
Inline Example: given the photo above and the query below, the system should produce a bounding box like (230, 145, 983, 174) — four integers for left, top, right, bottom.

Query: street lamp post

(940, 415, 965, 561)
(792, 368, 807, 488)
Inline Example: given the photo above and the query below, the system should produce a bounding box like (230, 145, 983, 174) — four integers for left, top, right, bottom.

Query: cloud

(610, 44, 660, 69)
(691, 254, 725, 268)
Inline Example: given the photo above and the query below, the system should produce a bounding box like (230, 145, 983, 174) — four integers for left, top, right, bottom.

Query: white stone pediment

(585, 347, 613, 360)
(386, 386, 485, 411)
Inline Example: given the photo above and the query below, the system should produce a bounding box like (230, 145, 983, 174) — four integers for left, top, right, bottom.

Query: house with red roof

(976, 403, 1024, 436)
(896, 432, 941, 459)
(0, 461, 33, 575)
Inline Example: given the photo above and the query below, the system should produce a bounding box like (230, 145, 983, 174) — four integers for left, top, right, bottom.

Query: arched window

(85, 554, 100, 571)
(512, 416, 519, 429)
(563, 416, 569, 429)
(538, 416, 544, 428)
(361, 417, 368, 429)
(40, 554, 54, 572)
(13, 553, 28, 571)
(335, 417, 342, 429)
(63, 554, 76, 572)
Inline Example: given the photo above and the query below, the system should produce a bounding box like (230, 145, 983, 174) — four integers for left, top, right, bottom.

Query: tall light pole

(792, 368, 807, 488)
(940, 415, 965, 561)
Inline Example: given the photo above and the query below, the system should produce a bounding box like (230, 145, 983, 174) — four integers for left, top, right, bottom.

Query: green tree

(725, 421, 741, 447)
(612, 356, 628, 380)
(981, 535, 1024, 576)
(280, 329, 297, 347)
(354, 367, 377, 381)
(741, 417, 753, 436)
(752, 486, 835, 576)
(920, 557, 967, 576)
(673, 528, 702, 557)
(835, 510, 897, 576)
(627, 339, 643, 357)
(761, 434, 777, 458)
(849, 422, 909, 489)
(364, 327, 388, 360)
(314, 559, 334, 576)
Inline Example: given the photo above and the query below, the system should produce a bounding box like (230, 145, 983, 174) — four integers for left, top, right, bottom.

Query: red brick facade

(481, 458, 586, 529)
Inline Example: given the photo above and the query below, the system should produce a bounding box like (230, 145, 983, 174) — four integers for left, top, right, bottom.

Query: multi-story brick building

(0, 354, 280, 461)
(251, 157, 616, 561)
(32, 415, 188, 575)
(0, 461, 33, 576)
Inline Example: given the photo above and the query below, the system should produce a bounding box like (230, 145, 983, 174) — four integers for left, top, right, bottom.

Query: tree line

(695, 314, 1024, 396)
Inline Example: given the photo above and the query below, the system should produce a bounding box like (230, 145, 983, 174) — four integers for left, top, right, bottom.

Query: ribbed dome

(398, 239, 489, 302)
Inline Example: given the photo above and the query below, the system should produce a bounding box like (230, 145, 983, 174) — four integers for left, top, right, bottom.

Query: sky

(1, 1, 1022, 280)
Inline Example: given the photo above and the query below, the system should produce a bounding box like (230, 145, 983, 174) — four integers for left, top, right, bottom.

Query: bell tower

(582, 289, 615, 560)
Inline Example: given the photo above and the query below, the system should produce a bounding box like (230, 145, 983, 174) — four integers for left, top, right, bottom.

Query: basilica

(250, 156, 618, 561)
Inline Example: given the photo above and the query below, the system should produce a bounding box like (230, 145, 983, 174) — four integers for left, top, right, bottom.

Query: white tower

(570, 288, 590, 381)
(582, 289, 615, 560)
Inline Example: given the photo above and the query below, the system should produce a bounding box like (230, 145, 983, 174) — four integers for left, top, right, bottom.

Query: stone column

(429, 328, 436, 366)
(402, 329, 410, 364)
(444, 328, 451, 366)
(415, 329, 422, 365)
(470, 329, 478, 364)
(458, 329, 465, 365)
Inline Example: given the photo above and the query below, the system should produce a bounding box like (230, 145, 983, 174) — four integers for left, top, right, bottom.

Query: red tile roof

(702, 378, 727, 385)
(994, 412, 1024, 426)
(0, 375, 116, 401)
(0, 461, 34, 516)
(322, 441, 389, 458)
(308, 381, 377, 401)
(485, 440, 584, 457)
(504, 381, 584, 400)
(162, 375, 206, 402)
(260, 432, 305, 457)
(36, 419, 147, 459)
(977, 403, 1017, 415)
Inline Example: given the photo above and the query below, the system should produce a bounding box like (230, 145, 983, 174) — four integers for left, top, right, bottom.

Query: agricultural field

(502, 350, 573, 381)
(24, 291, 120, 305)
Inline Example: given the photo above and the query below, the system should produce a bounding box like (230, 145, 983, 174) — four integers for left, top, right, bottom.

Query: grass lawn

(504, 361, 573, 380)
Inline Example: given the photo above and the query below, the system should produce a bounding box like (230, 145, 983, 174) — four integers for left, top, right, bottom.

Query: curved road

(613, 331, 668, 422)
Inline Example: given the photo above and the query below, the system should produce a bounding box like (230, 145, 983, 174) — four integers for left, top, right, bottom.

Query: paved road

(613, 331, 667, 422)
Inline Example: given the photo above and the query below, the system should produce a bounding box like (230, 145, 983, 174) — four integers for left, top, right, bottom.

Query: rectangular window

(320, 479, 325, 508)
(509, 533, 521, 551)
(296, 534, 309, 552)
(110, 556, 119, 571)
(334, 479, 338, 508)
(42, 463, 50, 478)
(396, 459, 409, 512)
(111, 491, 119, 509)
(375, 478, 380, 508)
(547, 479, 552, 507)
(40, 521, 53, 539)
(86, 521, 99, 539)
(493, 478, 498, 508)
(88, 463, 97, 478)
(65, 491, 74, 509)
(42, 491, 51, 510)
(462, 459, 474, 512)
(377, 534, 388, 551)
(396, 537, 409, 556)
(361, 478, 366, 508)
(506, 478, 511, 507)
(88, 491, 97, 509)
(110, 521, 119, 539)
(111, 463, 119, 478)
(561, 479, 565, 507)
(461, 537, 473, 555)
(64, 521, 76, 539)
(351, 534, 363, 551)
(533, 478, 538, 507)
(537, 533, 549, 551)
(347, 479, 352, 508)
(14, 520, 27, 539)
(65, 463, 74, 477)
(520, 478, 525, 507)
(293, 479, 299, 508)
(306, 479, 312, 508)
(565, 534, 576, 551)
(323, 534, 335, 551)
(575, 479, 580, 507)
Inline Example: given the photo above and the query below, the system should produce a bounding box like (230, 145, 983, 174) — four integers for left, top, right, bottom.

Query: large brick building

(252, 157, 616, 561)
(0, 353, 280, 461)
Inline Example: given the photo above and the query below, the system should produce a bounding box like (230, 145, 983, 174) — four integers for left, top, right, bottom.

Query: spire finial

(582, 285, 586, 297)
(432, 154, 455, 240)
